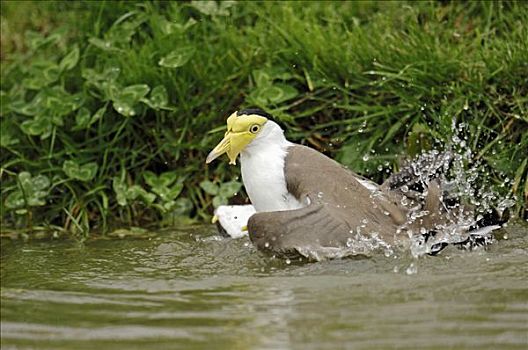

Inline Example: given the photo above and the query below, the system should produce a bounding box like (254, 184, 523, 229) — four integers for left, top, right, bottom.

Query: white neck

(240, 121, 304, 212)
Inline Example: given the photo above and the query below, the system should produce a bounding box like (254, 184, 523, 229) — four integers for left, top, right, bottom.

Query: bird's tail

(381, 150, 507, 255)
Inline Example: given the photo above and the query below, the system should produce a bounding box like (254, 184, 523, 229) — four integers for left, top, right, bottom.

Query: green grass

(1, 1, 527, 237)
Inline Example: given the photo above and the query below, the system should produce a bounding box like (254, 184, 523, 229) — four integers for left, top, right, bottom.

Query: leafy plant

(249, 67, 300, 106)
(113, 177, 155, 207)
(143, 171, 185, 212)
(199, 180, 242, 208)
(1, 1, 526, 236)
(5, 172, 50, 221)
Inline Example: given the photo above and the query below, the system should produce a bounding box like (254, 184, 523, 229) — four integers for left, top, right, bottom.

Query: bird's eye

(250, 124, 260, 134)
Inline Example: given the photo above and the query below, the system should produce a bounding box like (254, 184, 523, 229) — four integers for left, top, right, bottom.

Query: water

(1, 221, 527, 350)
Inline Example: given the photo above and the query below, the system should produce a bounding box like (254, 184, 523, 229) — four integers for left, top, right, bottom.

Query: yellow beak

(206, 112, 267, 165)
(206, 131, 255, 165)
(206, 132, 234, 164)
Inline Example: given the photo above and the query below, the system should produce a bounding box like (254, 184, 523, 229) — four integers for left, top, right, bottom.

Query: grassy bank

(1, 1, 527, 237)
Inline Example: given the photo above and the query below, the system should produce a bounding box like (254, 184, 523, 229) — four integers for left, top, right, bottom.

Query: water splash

(389, 118, 514, 257)
(297, 118, 514, 262)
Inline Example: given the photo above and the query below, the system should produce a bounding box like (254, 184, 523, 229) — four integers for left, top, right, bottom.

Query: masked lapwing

(206, 109, 501, 259)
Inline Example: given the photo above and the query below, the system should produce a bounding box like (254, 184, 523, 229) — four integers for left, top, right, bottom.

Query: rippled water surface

(1, 222, 527, 350)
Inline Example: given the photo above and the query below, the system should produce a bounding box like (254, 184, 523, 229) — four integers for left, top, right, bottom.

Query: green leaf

(159, 171, 178, 187)
(10, 95, 42, 116)
(82, 66, 120, 88)
(73, 105, 106, 131)
(5, 172, 50, 209)
(14, 87, 81, 119)
(143, 171, 158, 188)
(113, 100, 135, 117)
(127, 185, 156, 204)
(25, 30, 61, 50)
(106, 13, 146, 45)
(253, 69, 272, 87)
(122, 84, 150, 100)
(144, 171, 182, 200)
(253, 68, 294, 87)
(218, 180, 242, 198)
(143, 171, 176, 187)
(161, 200, 177, 212)
(88, 37, 117, 52)
(199, 180, 219, 195)
(75, 108, 91, 129)
(157, 17, 197, 35)
(60, 46, 80, 71)
(167, 182, 184, 200)
(144, 85, 169, 109)
(191, 1, 233, 16)
(1, 123, 19, 147)
(113, 176, 155, 206)
(113, 84, 150, 117)
(47, 93, 83, 118)
(113, 177, 128, 206)
(22, 64, 61, 90)
(20, 118, 53, 138)
(63, 160, 98, 182)
(266, 67, 294, 81)
(159, 47, 195, 68)
(251, 84, 299, 105)
(21, 172, 50, 192)
(5, 191, 25, 209)
(171, 197, 193, 216)
(91, 106, 106, 124)
(212, 196, 227, 208)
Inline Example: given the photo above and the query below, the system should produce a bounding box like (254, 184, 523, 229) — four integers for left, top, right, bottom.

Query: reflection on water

(1, 222, 527, 350)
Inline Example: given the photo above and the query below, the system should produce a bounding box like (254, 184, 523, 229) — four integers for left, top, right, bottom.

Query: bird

(206, 108, 501, 260)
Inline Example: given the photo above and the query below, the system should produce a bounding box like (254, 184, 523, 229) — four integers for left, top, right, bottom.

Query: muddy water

(1, 221, 527, 350)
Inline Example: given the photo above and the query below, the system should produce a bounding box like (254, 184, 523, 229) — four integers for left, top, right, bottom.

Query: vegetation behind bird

(1, 1, 526, 237)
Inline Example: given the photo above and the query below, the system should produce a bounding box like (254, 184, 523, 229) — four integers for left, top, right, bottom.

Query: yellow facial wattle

(206, 111, 267, 165)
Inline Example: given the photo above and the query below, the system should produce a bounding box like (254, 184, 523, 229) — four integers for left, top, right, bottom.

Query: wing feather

(247, 145, 410, 258)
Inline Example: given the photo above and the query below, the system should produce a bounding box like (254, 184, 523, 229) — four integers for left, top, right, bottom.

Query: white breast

(239, 122, 304, 212)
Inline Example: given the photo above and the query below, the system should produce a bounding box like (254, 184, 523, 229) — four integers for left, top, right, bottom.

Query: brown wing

(248, 204, 350, 258)
(247, 145, 408, 258)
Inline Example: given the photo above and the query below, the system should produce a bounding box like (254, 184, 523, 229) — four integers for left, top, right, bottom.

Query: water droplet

(362, 154, 369, 161)
(406, 262, 417, 275)
(285, 258, 291, 265)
